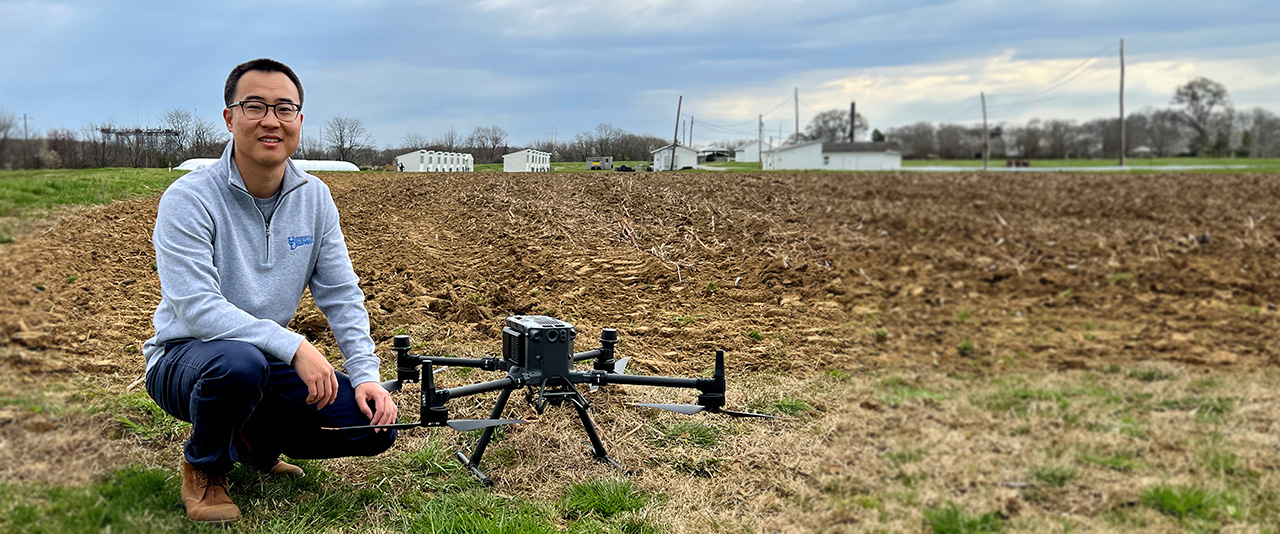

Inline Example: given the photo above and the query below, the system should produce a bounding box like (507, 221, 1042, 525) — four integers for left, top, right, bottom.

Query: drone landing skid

(456, 381, 627, 486)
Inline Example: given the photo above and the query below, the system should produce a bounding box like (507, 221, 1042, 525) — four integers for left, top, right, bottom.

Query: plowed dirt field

(3, 170, 1280, 531)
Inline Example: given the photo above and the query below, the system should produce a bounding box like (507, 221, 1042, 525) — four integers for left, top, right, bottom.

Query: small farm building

(735, 142, 772, 163)
(503, 149, 552, 172)
(698, 146, 734, 162)
(175, 158, 359, 172)
(396, 150, 474, 172)
(587, 156, 613, 170)
(651, 143, 698, 171)
(764, 141, 901, 171)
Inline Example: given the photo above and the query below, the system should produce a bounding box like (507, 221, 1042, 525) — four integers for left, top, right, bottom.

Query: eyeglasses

(229, 100, 302, 122)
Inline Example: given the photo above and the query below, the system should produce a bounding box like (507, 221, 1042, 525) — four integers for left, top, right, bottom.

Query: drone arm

(423, 356, 500, 371)
(596, 373, 702, 390)
(439, 377, 518, 401)
(572, 349, 604, 362)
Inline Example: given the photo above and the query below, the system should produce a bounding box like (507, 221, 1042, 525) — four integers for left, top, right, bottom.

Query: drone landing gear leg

(455, 388, 514, 486)
(571, 396, 625, 472)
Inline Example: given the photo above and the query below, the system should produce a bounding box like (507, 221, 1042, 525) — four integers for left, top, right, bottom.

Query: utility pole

(22, 114, 33, 168)
(1119, 38, 1126, 167)
(848, 102, 856, 142)
(669, 96, 682, 171)
(794, 87, 799, 142)
(689, 115, 694, 146)
(757, 114, 763, 164)
(981, 92, 989, 171)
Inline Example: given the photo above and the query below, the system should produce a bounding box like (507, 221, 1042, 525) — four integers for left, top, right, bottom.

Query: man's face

(223, 70, 303, 174)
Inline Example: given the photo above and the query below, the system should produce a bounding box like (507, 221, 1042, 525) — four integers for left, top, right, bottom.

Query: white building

(651, 143, 698, 171)
(503, 149, 551, 172)
(764, 141, 901, 171)
(396, 150, 475, 172)
(735, 141, 774, 164)
(175, 158, 359, 172)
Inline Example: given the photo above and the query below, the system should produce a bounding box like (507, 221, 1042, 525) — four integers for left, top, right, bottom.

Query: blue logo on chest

(287, 235, 314, 250)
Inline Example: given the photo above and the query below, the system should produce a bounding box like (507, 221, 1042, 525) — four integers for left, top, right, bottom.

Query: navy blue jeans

(146, 339, 397, 474)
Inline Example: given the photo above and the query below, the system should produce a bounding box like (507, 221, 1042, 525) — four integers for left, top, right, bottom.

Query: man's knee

(202, 341, 270, 390)
(357, 429, 398, 457)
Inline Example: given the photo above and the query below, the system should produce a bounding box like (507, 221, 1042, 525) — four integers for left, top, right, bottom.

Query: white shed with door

(396, 150, 474, 172)
(651, 143, 698, 171)
(503, 148, 551, 172)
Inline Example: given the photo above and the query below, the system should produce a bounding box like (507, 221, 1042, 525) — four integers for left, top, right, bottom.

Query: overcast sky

(2, 0, 1277, 149)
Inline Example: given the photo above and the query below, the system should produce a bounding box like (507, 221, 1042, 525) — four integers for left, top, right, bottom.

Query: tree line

(2, 77, 1276, 170)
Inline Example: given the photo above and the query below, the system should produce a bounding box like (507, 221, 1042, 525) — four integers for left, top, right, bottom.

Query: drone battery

(502, 315, 576, 375)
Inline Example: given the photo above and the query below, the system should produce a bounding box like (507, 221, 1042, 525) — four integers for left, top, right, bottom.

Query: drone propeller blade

(716, 409, 784, 420)
(322, 421, 424, 432)
(445, 418, 528, 432)
(380, 379, 402, 392)
(631, 403, 706, 415)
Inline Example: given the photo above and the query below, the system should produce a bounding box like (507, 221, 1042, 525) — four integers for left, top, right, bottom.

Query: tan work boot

(180, 460, 240, 524)
(232, 428, 305, 478)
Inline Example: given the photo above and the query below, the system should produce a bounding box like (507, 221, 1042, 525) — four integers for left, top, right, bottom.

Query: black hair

(223, 58, 304, 106)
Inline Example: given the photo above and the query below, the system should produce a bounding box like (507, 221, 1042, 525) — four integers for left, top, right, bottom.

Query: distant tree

(886, 122, 936, 158)
(1009, 119, 1044, 159)
(466, 125, 507, 163)
(325, 116, 374, 163)
(432, 127, 461, 151)
(1042, 119, 1078, 159)
(935, 124, 972, 159)
(1172, 77, 1232, 156)
(402, 132, 430, 150)
(801, 109, 869, 143)
(1247, 108, 1280, 158)
(0, 110, 15, 168)
(871, 129, 885, 142)
(1142, 108, 1185, 156)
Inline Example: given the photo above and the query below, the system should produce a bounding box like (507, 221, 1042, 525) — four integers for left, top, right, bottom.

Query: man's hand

(294, 340, 339, 409)
(354, 381, 398, 432)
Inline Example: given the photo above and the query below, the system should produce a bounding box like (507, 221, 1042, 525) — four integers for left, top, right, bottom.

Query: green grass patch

(1140, 484, 1230, 522)
(922, 502, 1004, 533)
(869, 328, 888, 343)
(883, 448, 925, 468)
(1080, 450, 1140, 472)
(747, 330, 764, 341)
(822, 368, 854, 381)
(955, 307, 972, 323)
(747, 396, 812, 417)
(1029, 465, 1077, 488)
(0, 168, 185, 219)
(647, 421, 722, 448)
(561, 478, 651, 520)
(957, 339, 976, 357)
(978, 385, 1071, 418)
(1156, 396, 1236, 422)
(0, 466, 186, 533)
(876, 376, 946, 407)
(87, 390, 189, 441)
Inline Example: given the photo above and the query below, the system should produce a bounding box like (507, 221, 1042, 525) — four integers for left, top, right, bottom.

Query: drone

(330, 315, 777, 485)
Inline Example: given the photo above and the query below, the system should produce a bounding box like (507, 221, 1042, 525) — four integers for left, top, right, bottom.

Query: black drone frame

(330, 315, 775, 485)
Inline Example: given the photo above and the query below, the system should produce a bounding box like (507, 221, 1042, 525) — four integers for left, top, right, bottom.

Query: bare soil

(3, 170, 1280, 530)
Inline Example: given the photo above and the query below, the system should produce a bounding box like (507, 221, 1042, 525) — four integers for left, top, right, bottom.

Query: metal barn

(503, 149, 552, 172)
(396, 150, 475, 172)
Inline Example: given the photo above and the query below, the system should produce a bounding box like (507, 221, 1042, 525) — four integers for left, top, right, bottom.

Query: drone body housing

(502, 315, 576, 376)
